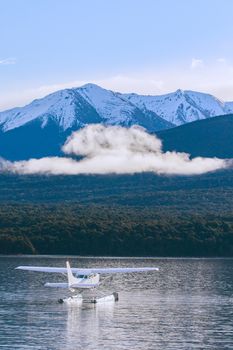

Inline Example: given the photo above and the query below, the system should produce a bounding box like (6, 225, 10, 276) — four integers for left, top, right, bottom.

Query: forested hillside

(0, 171, 233, 256)
(159, 114, 233, 158)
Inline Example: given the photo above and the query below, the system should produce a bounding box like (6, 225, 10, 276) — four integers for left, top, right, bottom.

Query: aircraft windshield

(76, 274, 88, 279)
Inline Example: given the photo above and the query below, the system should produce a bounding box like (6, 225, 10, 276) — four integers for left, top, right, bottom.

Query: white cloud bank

(0, 125, 229, 176)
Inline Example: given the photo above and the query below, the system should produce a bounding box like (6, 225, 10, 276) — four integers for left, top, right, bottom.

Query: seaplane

(16, 261, 159, 304)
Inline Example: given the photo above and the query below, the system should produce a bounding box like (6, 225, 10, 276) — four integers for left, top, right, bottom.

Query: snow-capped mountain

(0, 83, 233, 160)
(0, 88, 101, 132)
(122, 89, 233, 126)
(1, 84, 232, 133)
(0, 84, 171, 133)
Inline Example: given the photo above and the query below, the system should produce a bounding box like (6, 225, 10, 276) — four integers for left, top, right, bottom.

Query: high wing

(44, 282, 99, 288)
(16, 266, 159, 274)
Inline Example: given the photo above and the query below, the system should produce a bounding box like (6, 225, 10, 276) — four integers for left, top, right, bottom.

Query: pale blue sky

(1, 0, 233, 110)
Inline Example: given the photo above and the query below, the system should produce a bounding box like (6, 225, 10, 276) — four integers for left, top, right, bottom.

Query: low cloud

(0, 124, 229, 176)
(3, 63, 233, 110)
(191, 58, 204, 70)
(0, 57, 16, 65)
(217, 58, 226, 64)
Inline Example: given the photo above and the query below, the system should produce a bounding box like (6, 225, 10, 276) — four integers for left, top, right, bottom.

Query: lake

(0, 256, 232, 349)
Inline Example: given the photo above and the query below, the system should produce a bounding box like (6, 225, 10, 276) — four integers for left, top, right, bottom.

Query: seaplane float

(16, 261, 159, 305)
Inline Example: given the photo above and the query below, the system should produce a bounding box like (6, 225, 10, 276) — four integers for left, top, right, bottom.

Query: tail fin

(66, 261, 78, 287)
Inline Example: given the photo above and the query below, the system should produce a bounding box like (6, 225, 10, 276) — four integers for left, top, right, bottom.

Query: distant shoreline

(1, 255, 233, 259)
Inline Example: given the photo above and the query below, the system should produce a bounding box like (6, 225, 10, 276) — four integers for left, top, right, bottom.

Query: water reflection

(0, 257, 232, 350)
(63, 302, 115, 350)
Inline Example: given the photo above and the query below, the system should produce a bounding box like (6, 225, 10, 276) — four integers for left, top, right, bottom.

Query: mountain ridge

(123, 88, 233, 125)
(1, 83, 233, 160)
(158, 113, 233, 158)
(0, 84, 173, 133)
(1, 83, 233, 133)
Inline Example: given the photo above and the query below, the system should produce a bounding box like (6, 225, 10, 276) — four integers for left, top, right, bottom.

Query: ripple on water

(0, 257, 232, 350)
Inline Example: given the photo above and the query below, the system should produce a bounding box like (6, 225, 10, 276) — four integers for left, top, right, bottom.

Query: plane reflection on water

(1, 257, 233, 350)
(62, 300, 116, 350)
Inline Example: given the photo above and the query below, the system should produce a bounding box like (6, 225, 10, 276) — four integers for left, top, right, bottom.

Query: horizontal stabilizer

(45, 282, 68, 288)
(45, 282, 99, 289)
(69, 283, 99, 289)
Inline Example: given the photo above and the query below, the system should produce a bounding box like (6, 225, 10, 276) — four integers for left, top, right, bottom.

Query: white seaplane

(16, 261, 159, 304)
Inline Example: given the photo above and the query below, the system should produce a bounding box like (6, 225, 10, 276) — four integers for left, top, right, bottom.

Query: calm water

(0, 257, 232, 350)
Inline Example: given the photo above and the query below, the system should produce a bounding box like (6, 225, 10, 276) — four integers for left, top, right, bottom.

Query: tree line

(0, 204, 233, 256)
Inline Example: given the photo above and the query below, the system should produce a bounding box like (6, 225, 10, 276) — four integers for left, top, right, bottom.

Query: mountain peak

(78, 83, 103, 91)
(175, 88, 185, 96)
(0, 84, 233, 160)
(0, 84, 233, 134)
(122, 88, 233, 125)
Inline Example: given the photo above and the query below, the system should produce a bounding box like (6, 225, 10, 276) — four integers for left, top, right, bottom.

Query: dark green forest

(0, 171, 233, 256)
(0, 203, 233, 256)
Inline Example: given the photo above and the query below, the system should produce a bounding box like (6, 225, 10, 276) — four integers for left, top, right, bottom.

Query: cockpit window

(76, 274, 88, 279)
